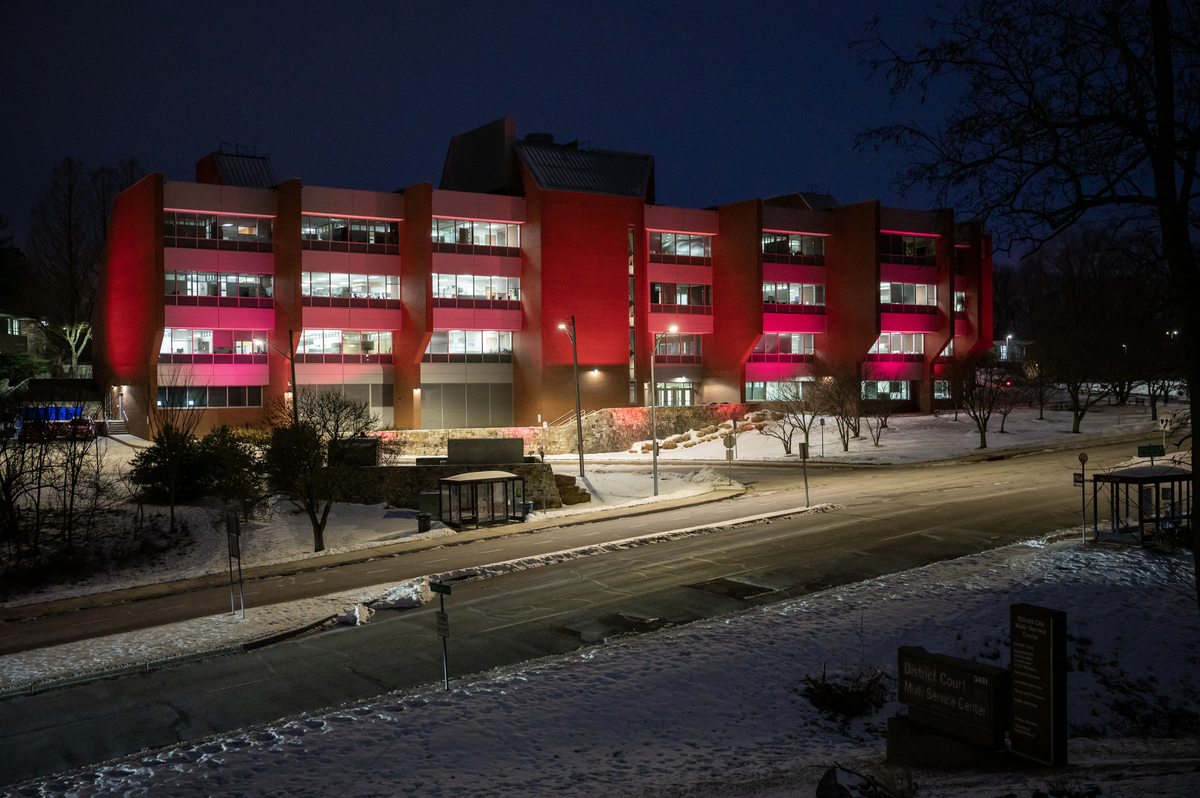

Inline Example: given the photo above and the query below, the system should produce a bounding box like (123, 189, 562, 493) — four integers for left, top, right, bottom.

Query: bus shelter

(1091, 463, 1192, 544)
(439, 471, 524, 531)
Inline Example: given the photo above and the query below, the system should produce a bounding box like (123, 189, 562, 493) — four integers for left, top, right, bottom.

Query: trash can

(522, 501, 534, 521)
(417, 513, 431, 534)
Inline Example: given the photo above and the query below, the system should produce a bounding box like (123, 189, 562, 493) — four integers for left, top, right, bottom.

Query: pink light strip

(761, 229, 831, 236)
(879, 229, 940, 237)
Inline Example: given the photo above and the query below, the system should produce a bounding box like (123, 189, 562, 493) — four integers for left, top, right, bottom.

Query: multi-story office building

(94, 117, 992, 438)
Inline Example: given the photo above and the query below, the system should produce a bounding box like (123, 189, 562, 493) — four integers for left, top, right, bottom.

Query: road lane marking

(206, 676, 270, 694)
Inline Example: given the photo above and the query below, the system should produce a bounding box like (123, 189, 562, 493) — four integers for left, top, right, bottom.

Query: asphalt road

(0, 440, 1135, 786)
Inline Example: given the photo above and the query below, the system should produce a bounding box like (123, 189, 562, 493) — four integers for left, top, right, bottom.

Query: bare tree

(24, 158, 144, 374)
(265, 387, 378, 552)
(759, 380, 821, 455)
(816, 358, 865, 452)
(855, 0, 1200, 612)
(953, 353, 1006, 449)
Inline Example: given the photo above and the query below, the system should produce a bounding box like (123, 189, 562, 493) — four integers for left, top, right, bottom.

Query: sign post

(724, 433, 735, 485)
(819, 417, 825, 458)
(431, 581, 452, 690)
(1159, 417, 1170, 450)
(226, 511, 245, 619)
(1010, 604, 1068, 766)
(800, 441, 810, 507)
(1077, 452, 1087, 542)
(1138, 444, 1165, 467)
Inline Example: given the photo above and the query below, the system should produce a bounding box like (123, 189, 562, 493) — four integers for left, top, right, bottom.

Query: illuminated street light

(558, 318, 585, 477)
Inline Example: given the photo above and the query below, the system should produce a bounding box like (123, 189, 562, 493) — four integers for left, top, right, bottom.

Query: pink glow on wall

(648, 314, 713, 335)
(762, 314, 826, 334)
(164, 207, 277, 218)
(867, 361, 925, 380)
(761, 228, 831, 236)
(880, 312, 940, 334)
(762, 263, 825, 283)
(879, 229, 940, 237)
(744, 362, 812, 381)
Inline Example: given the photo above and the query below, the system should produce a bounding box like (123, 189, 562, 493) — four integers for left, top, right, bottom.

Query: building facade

(94, 118, 993, 438)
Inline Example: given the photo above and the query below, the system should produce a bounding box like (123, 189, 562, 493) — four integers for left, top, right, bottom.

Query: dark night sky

(1, 0, 949, 247)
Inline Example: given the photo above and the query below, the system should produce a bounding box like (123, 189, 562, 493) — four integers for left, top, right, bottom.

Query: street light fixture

(558, 318, 585, 477)
(649, 325, 678, 496)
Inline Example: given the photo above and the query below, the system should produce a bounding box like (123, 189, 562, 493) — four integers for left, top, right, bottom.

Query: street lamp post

(558, 317, 585, 477)
(649, 325, 678, 496)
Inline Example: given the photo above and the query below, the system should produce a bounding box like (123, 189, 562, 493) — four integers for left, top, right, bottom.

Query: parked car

(17, 419, 58, 443)
(61, 416, 97, 441)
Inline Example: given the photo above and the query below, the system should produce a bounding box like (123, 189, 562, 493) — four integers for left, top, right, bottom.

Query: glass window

(349, 274, 370, 298)
(448, 330, 466, 354)
(369, 274, 386, 299)
(329, 273, 350, 298)
(310, 272, 330, 297)
(954, 291, 966, 311)
(342, 330, 361, 354)
(302, 329, 323, 354)
(482, 330, 499, 353)
(165, 272, 179, 295)
(160, 330, 172, 354)
(464, 330, 483, 354)
(349, 219, 369, 243)
(171, 328, 190, 354)
(323, 329, 342, 354)
(428, 330, 448, 354)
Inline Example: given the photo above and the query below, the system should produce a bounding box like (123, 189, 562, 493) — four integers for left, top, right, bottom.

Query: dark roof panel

(515, 144, 653, 198)
(213, 153, 278, 189)
(798, 192, 838, 211)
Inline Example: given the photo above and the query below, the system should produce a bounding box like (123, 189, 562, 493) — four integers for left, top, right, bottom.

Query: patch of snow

(9, 535, 1200, 797)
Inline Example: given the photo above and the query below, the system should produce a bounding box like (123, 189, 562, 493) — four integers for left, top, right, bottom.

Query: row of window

(433, 273, 521, 301)
(298, 329, 393, 355)
(863, 381, 911, 401)
(161, 329, 269, 356)
(425, 330, 514, 355)
(164, 211, 274, 252)
(654, 333, 702, 358)
(156, 385, 263, 409)
(165, 271, 273, 300)
(754, 333, 815, 356)
(745, 380, 807, 401)
(761, 232, 826, 265)
(650, 282, 712, 307)
(302, 215, 400, 255)
(744, 380, 910, 403)
(432, 218, 521, 256)
(649, 232, 713, 259)
(762, 282, 825, 306)
(879, 233, 936, 265)
(300, 272, 401, 300)
(869, 333, 925, 355)
(880, 283, 936, 306)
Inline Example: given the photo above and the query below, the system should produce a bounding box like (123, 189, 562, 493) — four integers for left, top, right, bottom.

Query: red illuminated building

(94, 118, 992, 438)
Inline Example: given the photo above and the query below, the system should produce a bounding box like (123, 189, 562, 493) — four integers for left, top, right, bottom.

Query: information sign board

(1010, 604, 1068, 765)
(1138, 445, 1166, 458)
(431, 582, 451, 596)
(436, 611, 449, 638)
(897, 647, 1011, 749)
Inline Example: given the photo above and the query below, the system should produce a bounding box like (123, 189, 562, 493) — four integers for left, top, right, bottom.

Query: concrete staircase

(104, 419, 128, 436)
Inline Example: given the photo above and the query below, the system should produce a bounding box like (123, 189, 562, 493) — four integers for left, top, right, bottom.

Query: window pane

(369, 274, 385, 299)
(330, 273, 350, 298)
(302, 329, 322, 353)
(377, 331, 392, 354)
(160, 330, 172, 353)
(483, 330, 499, 353)
(247, 386, 262, 406)
(428, 330, 448, 354)
(349, 274, 370, 298)
(311, 272, 330, 297)
(323, 329, 342, 353)
(499, 331, 511, 352)
(330, 218, 349, 241)
(448, 330, 465, 354)
(342, 330, 361, 354)
(228, 386, 247, 407)
(465, 330, 482, 354)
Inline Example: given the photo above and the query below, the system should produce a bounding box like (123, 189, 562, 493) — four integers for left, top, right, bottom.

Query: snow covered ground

(10, 535, 1198, 797)
(564, 404, 1175, 465)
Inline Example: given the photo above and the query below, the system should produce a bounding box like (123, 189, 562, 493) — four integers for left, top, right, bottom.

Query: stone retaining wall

(375, 404, 759, 457)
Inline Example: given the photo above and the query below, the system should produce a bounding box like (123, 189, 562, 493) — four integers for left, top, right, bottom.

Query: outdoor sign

(1073, 472, 1083, 485)
(724, 434, 736, 449)
(225, 511, 245, 618)
(897, 647, 1011, 749)
(436, 611, 449, 638)
(1010, 604, 1068, 765)
(431, 582, 451, 595)
(1138, 445, 1166, 458)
